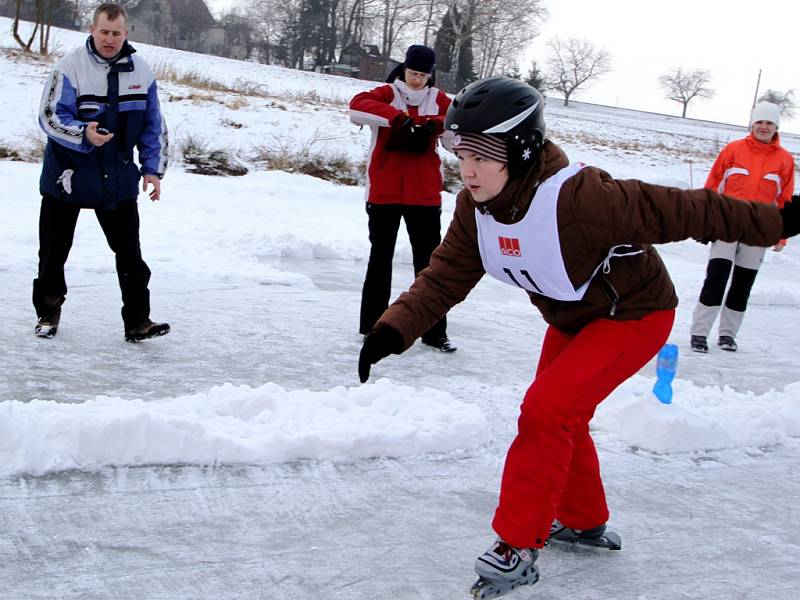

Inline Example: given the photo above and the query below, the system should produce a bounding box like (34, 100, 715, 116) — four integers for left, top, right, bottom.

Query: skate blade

(470, 567, 539, 599)
(549, 530, 621, 551)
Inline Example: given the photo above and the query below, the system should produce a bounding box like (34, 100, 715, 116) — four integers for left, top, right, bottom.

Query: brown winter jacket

(377, 140, 784, 348)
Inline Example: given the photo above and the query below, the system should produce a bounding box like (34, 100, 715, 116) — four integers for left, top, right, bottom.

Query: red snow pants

(492, 309, 675, 549)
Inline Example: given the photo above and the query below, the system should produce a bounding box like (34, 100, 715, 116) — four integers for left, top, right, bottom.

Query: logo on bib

(498, 236, 521, 257)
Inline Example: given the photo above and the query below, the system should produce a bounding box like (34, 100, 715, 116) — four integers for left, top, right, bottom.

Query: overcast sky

(524, 0, 800, 132)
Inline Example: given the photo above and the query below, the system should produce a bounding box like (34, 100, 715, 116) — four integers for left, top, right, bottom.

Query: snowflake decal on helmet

(522, 148, 532, 161)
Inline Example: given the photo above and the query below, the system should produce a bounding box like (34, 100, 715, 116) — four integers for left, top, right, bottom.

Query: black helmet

(445, 77, 546, 177)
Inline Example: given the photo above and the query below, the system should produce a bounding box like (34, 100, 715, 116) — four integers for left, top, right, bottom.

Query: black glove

(385, 116, 432, 153)
(693, 237, 711, 245)
(780, 198, 800, 239)
(358, 326, 405, 383)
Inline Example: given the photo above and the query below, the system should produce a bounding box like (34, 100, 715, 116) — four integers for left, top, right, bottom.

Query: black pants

(359, 203, 447, 342)
(32, 195, 151, 329)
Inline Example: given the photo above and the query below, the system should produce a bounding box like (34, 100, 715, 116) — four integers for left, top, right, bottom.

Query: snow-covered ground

(1, 18, 799, 599)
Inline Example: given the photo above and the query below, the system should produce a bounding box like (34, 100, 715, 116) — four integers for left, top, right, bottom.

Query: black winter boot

(690, 335, 708, 353)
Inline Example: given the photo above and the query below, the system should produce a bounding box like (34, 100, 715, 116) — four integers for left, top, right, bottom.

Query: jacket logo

(128, 84, 142, 90)
(498, 237, 521, 257)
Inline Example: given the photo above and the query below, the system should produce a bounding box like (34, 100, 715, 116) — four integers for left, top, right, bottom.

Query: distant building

(332, 42, 399, 82)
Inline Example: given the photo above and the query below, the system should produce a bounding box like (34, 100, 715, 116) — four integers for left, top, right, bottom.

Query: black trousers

(359, 203, 447, 342)
(32, 195, 151, 329)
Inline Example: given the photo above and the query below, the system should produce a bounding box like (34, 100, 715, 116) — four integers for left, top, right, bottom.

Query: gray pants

(691, 240, 766, 340)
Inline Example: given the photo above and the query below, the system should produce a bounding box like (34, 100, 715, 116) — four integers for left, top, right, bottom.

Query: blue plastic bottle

(652, 343, 678, 404)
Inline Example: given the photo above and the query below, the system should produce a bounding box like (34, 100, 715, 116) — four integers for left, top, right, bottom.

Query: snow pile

(0, 378, 489, 477)
(595, 376, 800, 454)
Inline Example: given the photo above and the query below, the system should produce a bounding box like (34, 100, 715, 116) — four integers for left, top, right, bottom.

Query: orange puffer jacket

(705, 133, 795, 208)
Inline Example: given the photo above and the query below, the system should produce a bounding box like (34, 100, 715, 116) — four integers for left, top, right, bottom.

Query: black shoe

(422, 337, 457, 353)
(34, 309, 61, 338)
(718, 336, 737, 352)
(690, 335, 708, 353)
(125, 319, 170, 342)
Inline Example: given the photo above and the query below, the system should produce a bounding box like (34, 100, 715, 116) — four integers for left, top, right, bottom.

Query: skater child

(357, 77, 800, 598)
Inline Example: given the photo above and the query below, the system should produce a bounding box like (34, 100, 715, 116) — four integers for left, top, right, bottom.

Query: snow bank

(595, 376, 800, 454)
(0, 378, 490, 477)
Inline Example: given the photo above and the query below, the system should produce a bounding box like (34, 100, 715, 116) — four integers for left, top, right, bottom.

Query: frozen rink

(2, 444, 798, 599)
(1, 165, 799, 598)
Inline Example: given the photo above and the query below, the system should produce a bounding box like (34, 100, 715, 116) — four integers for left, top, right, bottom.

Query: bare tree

(471, 0, 545, 79)
(12, 0, 75, 54)
(758, 88, 797, 120)
(545, 37, 610, 107)
(376, 0, 432, 59)
(658, 67, 715, 118)
(420, 0, 444, 46)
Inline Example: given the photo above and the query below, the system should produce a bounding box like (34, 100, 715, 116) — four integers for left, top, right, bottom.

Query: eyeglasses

(406, 70, 430, 80)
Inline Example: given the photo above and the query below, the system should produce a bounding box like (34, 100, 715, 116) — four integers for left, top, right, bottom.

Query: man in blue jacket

(35, 2, 169, 342)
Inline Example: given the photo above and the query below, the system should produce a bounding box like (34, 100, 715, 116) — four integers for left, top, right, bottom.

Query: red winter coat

(349, 83, 450, 206)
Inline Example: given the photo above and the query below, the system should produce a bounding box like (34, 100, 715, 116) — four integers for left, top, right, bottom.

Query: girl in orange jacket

(690, 101, 795, 353)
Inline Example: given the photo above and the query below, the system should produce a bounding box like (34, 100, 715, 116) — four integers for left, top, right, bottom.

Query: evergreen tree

(524, 59, 547, 92)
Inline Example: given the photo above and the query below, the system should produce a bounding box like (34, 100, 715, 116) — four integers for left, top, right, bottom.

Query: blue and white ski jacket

(38, 37, 168, 209)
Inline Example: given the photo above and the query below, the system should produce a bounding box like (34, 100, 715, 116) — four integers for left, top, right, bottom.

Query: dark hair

(93, 3, 127, 25)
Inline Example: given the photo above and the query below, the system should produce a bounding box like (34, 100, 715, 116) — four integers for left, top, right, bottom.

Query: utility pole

(751, 68, 762, 110)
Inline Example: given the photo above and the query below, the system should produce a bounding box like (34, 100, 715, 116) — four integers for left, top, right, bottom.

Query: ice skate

(34, 309, 61, 338)
(125, 319, 170, 342)
(470, 538, 539, 599)
(547, 520, 621, 550)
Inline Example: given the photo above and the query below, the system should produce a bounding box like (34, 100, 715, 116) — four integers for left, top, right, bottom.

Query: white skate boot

(470, 538, 539, 599)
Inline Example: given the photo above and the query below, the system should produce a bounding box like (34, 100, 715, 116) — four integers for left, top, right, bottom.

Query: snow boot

(125, 319, 171, 342)
(690, 335, 708, 353)
(548, 520, 621, 550)
(422, 336, 458, 353)
(718, 336, 737, 352)
(471, 538, 539, 599)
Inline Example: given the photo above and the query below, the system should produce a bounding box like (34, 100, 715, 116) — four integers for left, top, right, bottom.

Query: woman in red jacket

(690, 101, 795, 353)
(349, 45, 456, 352)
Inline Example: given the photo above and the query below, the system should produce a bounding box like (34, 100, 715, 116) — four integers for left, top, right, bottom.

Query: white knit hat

(750, 102, 781, 128)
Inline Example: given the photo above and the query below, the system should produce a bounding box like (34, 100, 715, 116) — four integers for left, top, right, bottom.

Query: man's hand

(143, 174, 161, 201)
(773, 240, 786, 252)
(85, 121, 113, 147)
(358, 326, 404, 383)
